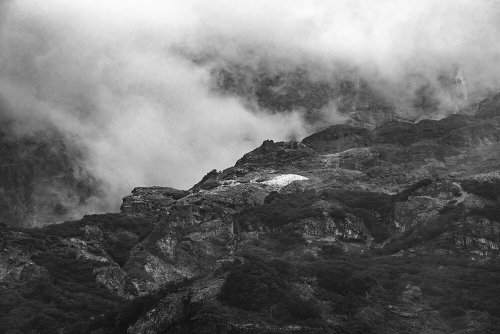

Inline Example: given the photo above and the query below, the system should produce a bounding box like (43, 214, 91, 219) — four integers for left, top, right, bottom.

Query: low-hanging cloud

(1, 0, 500, 215)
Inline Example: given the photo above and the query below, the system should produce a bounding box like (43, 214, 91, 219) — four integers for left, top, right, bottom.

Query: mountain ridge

(1, 93, 500, 333)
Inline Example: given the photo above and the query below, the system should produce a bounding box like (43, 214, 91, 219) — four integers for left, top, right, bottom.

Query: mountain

(1, 94, 500, 333)
(209, 63, 473, 127)
(0, 65, 475, 229)
(0, 126, 102, 228)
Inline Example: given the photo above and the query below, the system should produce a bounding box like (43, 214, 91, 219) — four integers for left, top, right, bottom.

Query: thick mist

(1, 0, 500, 214)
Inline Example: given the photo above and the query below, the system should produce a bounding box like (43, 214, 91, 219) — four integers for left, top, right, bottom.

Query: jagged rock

(121, 187, 187, 213)
(127, 278, 225, 334)
(62, 237, 111, 263)
(321, 147, 377, 171)
(83, 224, 104, 241)
(279, 180, 311, 193)
(402, 284, 422, 301)
(234, 140, 318, 170)
(125, 202, 236, 293)
(447, 215, 500, 255)
(94, 266, 134, 298)
(0, 248, 52, 287)
(394, 197, 442, 232)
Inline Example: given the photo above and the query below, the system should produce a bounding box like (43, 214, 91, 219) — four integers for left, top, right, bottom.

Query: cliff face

(2, 94, 500, 333)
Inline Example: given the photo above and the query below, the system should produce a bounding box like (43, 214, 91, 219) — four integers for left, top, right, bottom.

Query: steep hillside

(0, 127, 102, 228)
(1, 98, 500, 333)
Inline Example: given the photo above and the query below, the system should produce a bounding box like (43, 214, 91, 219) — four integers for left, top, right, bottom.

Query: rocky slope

(1, 94, 500, 333)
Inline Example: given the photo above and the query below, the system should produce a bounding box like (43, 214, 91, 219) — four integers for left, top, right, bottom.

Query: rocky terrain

(1, 93, 500, 333)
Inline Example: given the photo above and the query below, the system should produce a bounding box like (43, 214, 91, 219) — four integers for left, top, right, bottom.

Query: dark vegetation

(4, 174, 500, 332)
(237, 190, 322, 230)
(199, 179, 221, 190)
(194, 169, 221, 190)
(268, 230, 307, 250)
(378, 202, 465, 255)
(89, 279, 193, 334)
(393, 179, 433, 202)
(470, 203, 500, 222)
(322, 189, 393, 242)
(218, 255, 323, 324)
(218, 252, 376, 321)
(0, 248, 122, 334)
(217, 249, 500, 331)
(0, 213, 158, 334)
(22, 213, 155, 266)
(374, 115, 470, 146)
(218, 256, 287, 312)
(2, 193, 500, 333)
(237, 179, 432, 243)
(461, 179, 500, 201)
(322, 179, 432, 243)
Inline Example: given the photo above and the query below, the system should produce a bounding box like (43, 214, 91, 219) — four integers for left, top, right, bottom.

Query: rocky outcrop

(123, 183, 270, 294)
(0, 232, 52, 287)
(94, 266, 132, 298)
(126, 204, 230, 292)
(446, 215, 500, 256)
(120, 187, 188, 213)
(301, 124, 373, 154)
(0, 253, 52, 288)
(128, 278, 225, 334)
(234, 140, 318, 171)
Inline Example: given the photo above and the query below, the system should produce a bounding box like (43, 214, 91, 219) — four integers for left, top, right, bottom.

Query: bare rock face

(125, 203, 234, 293)
(127, 278, 225, 334)
(124, 184, 269, 294)
(94, 266, 131, 298)
(120, 187, 188, 213)
(446, 215, 500, 256)
(0, 257, 52, 288)
(296, 215, 369, 242)
(0, 233, 52, 288)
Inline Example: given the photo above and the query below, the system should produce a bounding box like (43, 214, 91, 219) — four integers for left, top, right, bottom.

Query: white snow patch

(262, 174, 308, 189)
